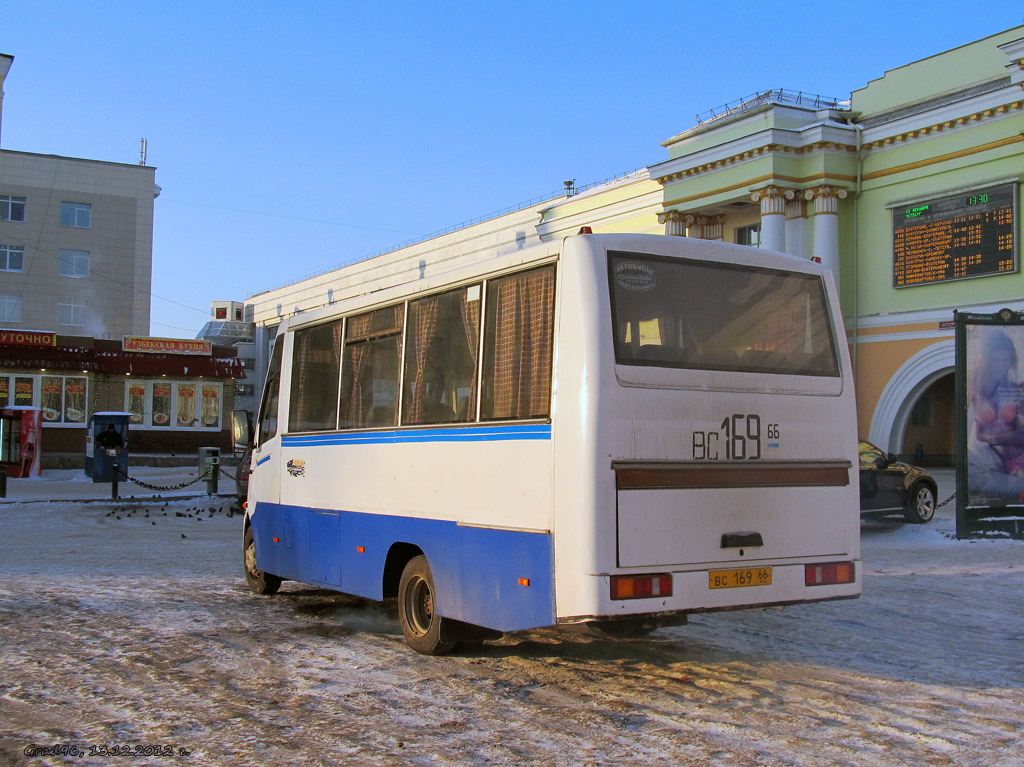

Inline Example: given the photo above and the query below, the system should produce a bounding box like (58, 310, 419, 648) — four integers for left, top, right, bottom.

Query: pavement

(0, 465, 241, 504)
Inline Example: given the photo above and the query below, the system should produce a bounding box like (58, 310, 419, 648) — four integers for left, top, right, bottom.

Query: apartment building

(0, 53, 158, 340)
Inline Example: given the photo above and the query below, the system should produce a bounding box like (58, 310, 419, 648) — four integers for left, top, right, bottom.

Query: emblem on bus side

(614, 261, 656, 291)
(286, 459, 306, 477)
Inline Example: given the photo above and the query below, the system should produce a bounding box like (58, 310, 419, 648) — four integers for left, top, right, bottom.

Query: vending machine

(0, 406, 43, 478)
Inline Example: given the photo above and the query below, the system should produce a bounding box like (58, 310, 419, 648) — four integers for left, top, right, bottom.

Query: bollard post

(111, 463, 119, 500)
(207, 453, 220, 496)
(0, 464, 6, 498)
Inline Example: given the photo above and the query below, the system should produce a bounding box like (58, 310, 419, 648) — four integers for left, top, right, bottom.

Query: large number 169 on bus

(236, 232, 860, 654)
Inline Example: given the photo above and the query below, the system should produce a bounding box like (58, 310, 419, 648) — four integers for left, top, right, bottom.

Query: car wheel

(398, 555, 454, 656)
(904, 482, 936, 524)
(244, 525, 282, 595)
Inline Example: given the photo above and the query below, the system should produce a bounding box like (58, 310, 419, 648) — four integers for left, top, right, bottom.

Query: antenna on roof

(139, 138, 148, 166)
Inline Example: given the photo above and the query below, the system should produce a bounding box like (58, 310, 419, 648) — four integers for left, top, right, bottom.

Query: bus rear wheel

(244, 525, 282, 595)
(398, 555, 454, 656)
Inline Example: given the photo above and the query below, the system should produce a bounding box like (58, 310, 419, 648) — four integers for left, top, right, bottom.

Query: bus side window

(402, 285, 481, 426)
(339, 305, 404, 429)
(480, 265, 556, 420)
(288, 320, 343, 432)
(257, 339, 284, 445)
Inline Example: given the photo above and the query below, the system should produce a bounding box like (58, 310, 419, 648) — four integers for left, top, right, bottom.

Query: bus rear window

(609, 252, 839, 377)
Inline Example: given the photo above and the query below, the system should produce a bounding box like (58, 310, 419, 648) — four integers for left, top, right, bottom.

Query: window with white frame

(60, 202, 92, 228)
(0, 374, 89, 424)
(125, 380, 223, 430)
(1, 245, 24, 271)
(0, 195, 26, 222)
(0, 295, 22, 323)
(58, 249, 90, 277)
(0, 375, 35, 408)
(39, 375, 88, 424)
(57, 300, 88, 326)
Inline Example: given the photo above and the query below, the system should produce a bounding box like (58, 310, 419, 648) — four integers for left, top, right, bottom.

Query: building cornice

(859, 97, 1024, 150)
(861, 133, 1024, 182)
(653, 140, 857, 186)
(651, 95, 1024, 192)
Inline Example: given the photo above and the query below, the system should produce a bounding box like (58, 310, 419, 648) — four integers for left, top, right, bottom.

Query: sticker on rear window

(615, 262, 656, 292)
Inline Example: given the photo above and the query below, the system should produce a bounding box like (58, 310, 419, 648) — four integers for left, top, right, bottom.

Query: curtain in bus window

(288, 321, 343, 432)
(482, 266, 555, 420)
(403, 296, 439, 424)
(339, 305, 404, 429)
(459, 287, 481, 416)
(402, 286, 481, 425)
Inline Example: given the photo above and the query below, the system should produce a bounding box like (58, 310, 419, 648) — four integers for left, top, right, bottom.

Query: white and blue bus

(240, 232, 860, 654)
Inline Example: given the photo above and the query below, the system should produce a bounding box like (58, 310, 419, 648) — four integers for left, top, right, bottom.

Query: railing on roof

(695, 89, 848, 125)
(255, 167, 651, 295)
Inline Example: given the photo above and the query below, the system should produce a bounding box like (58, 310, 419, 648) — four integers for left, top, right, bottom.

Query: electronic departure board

(893, 183, 1017, 287)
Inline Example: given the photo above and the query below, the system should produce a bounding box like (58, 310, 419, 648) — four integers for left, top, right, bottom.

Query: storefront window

(13, 377, 33, 407)
(124, 380, 223, 430)
(41, 377, 62, 422)
(176, 383, 197, 427)
(64, 378, 87, 423)
(127, 383, 146, 425)
(0, 374, 88, 425)
(39, 375, 88, 424)
(201, 385, 221, 429)
(152, 382, 172, 427)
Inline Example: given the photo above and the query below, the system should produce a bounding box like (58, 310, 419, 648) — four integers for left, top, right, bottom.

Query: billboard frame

(955, 308, 1024, 539)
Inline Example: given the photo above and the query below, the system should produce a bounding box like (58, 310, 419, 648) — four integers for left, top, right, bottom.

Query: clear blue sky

(3, 1, 1022, 338)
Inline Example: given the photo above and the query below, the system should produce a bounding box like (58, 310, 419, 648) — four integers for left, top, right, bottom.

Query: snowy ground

(1, 469, 1022, 766)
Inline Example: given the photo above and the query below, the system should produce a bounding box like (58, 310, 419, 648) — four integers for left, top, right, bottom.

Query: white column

(751, 186, 787, 252)
(700, 214, 725, 241)
(785, 195, 808, 259)
(805, 185, 848, 280)
(658, 210, 687, 236)
(683, 214, 703, 239)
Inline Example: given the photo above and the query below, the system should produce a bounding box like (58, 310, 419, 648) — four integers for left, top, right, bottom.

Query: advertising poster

(152, 383, 171, 427)
(41, 376, 62, 422)
(956, 310, 1024, 538)
(64, 378, 86, 423)
(14, 377, 33, 407)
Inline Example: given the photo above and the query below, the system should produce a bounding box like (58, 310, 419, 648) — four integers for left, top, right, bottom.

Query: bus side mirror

(232, 409, 252, 454)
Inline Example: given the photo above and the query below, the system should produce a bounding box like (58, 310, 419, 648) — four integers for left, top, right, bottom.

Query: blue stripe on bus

(250, 502, 556, 632)
(255, 454, 272, 466)
(282, 423, 551, 448)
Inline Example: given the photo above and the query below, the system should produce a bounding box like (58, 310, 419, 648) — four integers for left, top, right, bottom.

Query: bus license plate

(709, 567, 772, 590)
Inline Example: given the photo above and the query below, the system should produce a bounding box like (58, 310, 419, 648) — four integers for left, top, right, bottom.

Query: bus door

(248, 339, 286, 571)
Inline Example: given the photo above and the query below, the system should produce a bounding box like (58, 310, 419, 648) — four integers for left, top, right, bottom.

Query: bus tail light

(610, 573, 672, 600)
(805, 562, 856, 587)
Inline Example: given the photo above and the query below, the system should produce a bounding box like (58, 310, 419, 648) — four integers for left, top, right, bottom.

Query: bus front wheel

(243, 525, 282, 595)
(398, 555, 454, 656)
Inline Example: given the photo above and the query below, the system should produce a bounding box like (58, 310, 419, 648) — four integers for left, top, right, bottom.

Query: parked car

(858, 440, 938, 523)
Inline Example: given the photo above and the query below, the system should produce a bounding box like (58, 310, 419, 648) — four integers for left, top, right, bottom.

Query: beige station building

(244, 25, 1024, 466)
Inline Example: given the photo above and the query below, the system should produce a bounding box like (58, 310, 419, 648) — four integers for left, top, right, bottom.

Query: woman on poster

(966, 328, 1024, 503)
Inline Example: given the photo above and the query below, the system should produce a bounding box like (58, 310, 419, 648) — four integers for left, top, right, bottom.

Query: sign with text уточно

(0, 330, 57, 347)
